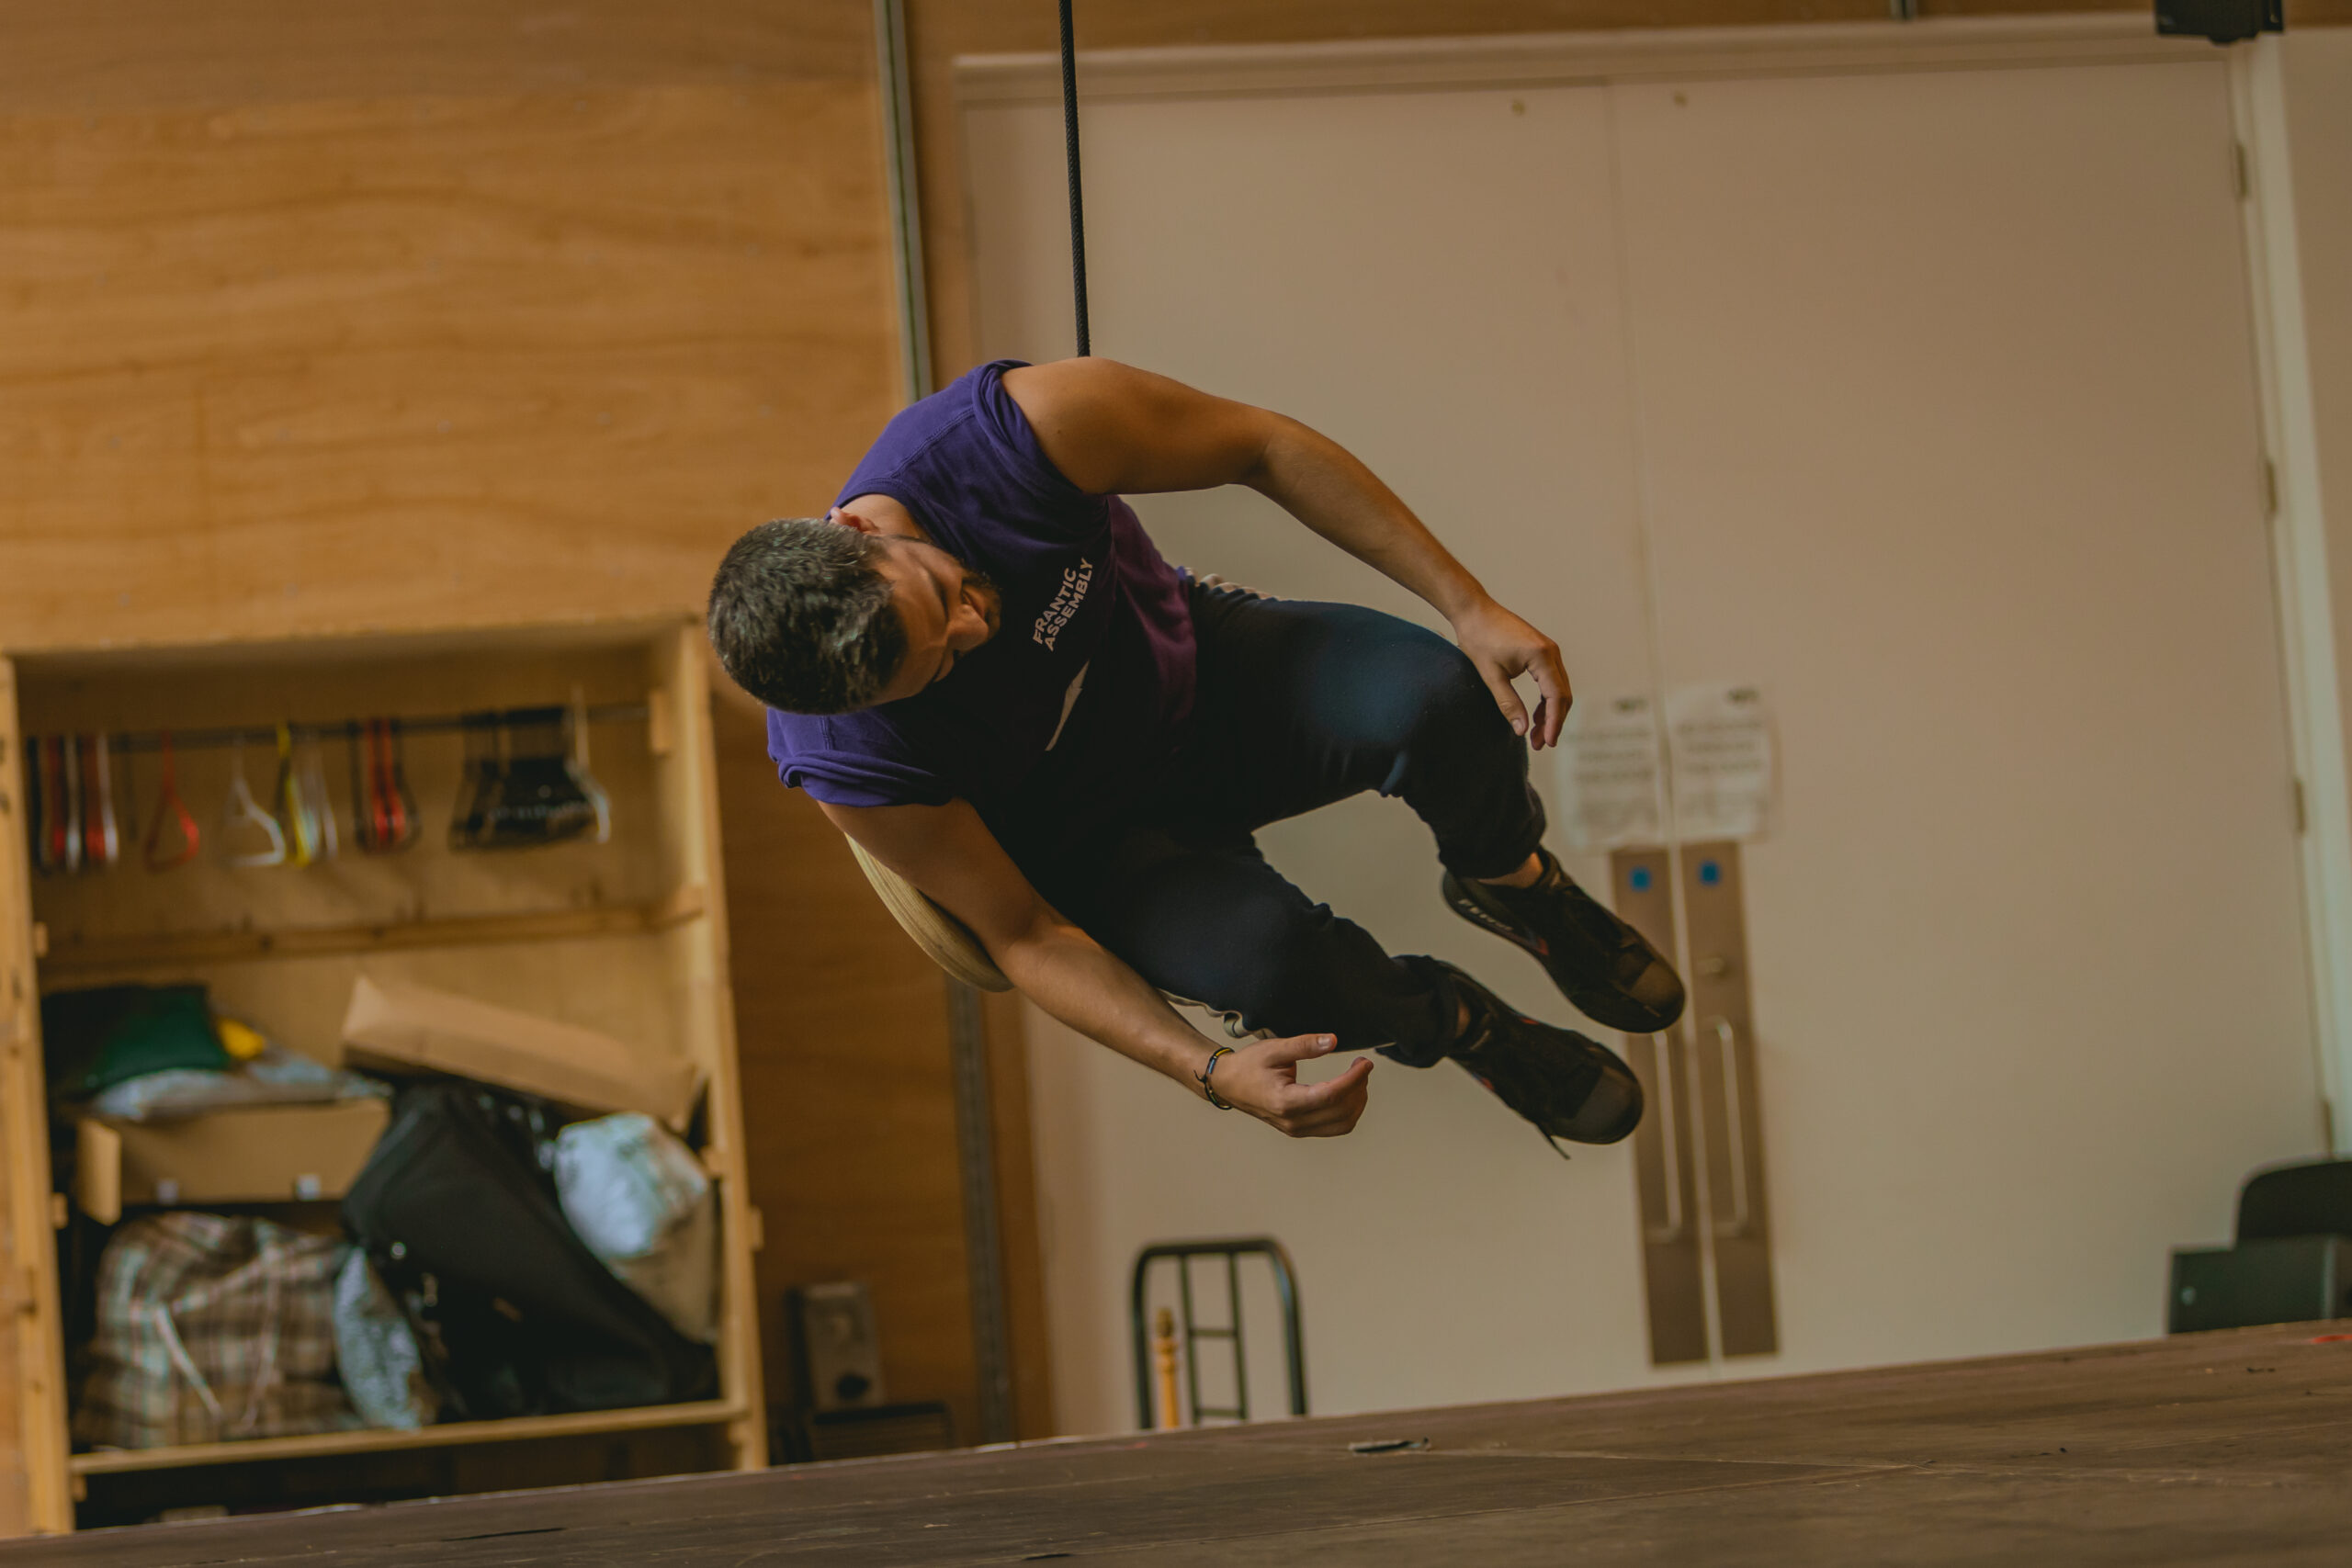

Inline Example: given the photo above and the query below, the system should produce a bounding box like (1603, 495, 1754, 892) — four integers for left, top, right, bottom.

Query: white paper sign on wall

(1666, 682, 1774, 841)
(1556, 694, 1665, 852)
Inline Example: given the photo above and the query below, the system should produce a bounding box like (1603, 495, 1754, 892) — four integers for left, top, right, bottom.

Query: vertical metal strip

(874, 0, 933, 403)
(1225, 1253, 1250, 1420)
(1612, 848, 1709, 1366)
(1177, 1255, 1203, 1425)
(1680, 842, 1778, 1359)
(875, 0, 1012, 1446)
(947, 978, 1015, 1444)
(1129, 1253, 1155, 1428)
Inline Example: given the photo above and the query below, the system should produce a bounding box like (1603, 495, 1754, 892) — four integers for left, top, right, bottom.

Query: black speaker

(787, 1280, 887, 1413)
(2154, 0, 2282, 45)
(2169, 1235, 2352, 1335)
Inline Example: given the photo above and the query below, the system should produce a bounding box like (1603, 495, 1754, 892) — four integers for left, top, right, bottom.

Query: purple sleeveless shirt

(765, 361, 1196, 862)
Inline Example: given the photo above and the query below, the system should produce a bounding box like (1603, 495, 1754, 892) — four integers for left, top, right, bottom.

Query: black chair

(2169, 1156, 2352, 1334)
(1130, 1238, 1306, 1428)
(2236, 1156, 2352, 1241)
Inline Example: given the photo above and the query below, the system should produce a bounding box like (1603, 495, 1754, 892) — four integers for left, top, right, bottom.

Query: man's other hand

(1213, 1033, 1374, 1137)
(1452, 598, 1572, 750)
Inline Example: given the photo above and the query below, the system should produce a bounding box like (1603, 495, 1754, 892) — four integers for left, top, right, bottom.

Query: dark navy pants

(1027, 582, 1547, 1067)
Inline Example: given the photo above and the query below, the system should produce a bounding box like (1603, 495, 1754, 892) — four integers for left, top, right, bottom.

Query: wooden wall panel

(0, 0, 874, 112)
(712, 680, 1056, 1443)
(711, 682, 979, 1440)
(984, 987, 1057, 1438)
(0, 80, 891, 649)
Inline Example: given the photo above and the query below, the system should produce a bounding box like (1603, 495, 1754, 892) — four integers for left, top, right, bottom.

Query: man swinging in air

(707, 359, 1684, 1146)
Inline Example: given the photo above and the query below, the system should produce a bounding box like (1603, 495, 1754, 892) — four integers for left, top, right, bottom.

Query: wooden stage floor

(9, 1322, 2350, 1565)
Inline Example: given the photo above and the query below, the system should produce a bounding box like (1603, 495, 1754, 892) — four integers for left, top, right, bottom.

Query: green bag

(41, 985, 232, 1101)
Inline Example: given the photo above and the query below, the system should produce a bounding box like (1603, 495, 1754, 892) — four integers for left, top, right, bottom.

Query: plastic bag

(552, 1113, 718, 1344)
(87, 1042, 390, 1122)
(331, 1249, 437, 1431)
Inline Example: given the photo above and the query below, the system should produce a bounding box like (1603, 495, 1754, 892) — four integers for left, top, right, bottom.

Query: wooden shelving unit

(0, 618, 767, 1533)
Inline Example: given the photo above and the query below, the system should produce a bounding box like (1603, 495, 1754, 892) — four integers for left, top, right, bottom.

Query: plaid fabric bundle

(74, 1213, 360, 1450)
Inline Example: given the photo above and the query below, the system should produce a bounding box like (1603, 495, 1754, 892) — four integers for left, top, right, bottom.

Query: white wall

(967, 32, 2330, 1438)
(995, 83, 1690, 1435)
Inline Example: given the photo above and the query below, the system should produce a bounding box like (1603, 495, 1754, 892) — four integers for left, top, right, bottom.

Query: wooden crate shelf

(0, 618, 767, 1533)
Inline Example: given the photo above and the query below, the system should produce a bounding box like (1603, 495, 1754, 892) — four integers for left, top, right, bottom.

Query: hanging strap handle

(569, 686, 613, 845)
(365, 720, 394, 852)
(222, 739, 288, 868)
(378, 718, 415, 849)
(33, 737, 63, 874)
(57, 736, 83, 874)
(301, 737, 339, 861)
(275, 721, 318, 868)
(142, 731, 201, 872)
(80, 734, 120, 869)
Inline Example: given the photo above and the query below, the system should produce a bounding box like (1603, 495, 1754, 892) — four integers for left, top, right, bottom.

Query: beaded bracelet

(1197, 1045, 1237, 1110)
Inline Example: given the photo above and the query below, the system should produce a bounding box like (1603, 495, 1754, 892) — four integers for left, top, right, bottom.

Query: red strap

(42, 739, 69, 871)
(382, 721, 412, 847)
(368, 719, 409, 852)
(142, 732, 201, 872)
(79, 737, 107, 867)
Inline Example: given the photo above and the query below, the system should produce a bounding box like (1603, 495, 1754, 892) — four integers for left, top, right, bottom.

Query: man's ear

(828, 505, 882, 536)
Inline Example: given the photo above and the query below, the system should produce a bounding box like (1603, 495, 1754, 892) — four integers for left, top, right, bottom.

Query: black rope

(1058, 0, 1090, 357)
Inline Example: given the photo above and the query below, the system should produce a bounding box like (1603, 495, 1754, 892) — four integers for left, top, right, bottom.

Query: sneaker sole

(1439, 963, 1646, 1148)
(1441, 873, 1686, 1035)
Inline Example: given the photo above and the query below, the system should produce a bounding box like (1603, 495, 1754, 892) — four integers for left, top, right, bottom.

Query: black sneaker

(1442, 848, 1686, 1033)
(1436, 961, 1644, 1150)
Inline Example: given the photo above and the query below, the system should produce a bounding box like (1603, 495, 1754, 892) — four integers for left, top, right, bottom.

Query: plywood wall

(0, 7, 888, 649)
(710, 684, 1054, 1445)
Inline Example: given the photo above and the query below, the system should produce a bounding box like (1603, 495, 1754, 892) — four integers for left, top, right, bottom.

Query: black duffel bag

(342, 1084, 716, 1420)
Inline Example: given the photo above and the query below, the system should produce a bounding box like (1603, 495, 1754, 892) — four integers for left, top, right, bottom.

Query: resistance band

(142, 731, 201, 872)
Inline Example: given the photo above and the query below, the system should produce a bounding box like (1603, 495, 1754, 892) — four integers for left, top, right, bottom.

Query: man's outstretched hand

(1210, 1034, 1374, 1138)
(1451, 598, 1572, 750)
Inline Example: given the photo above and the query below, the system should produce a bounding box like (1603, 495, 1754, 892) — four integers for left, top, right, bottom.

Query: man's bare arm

(818, 796, 1372, 1137)
(1002, 356, 1575, 747)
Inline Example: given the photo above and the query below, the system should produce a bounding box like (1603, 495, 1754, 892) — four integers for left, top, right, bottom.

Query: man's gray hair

(707, 519, 908, 715)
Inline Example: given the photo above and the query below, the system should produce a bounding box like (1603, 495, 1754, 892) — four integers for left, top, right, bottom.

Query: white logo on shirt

(1046, 662, 1090, 751)
(1033, 558, 1093, 651)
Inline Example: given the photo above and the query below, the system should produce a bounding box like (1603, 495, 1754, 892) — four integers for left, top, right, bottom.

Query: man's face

(865, 533, 1003, 705)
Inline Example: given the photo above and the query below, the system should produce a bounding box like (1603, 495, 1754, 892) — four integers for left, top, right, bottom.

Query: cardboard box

(339, 976, 700, 1127)
(75, 1099, 392, 1225)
